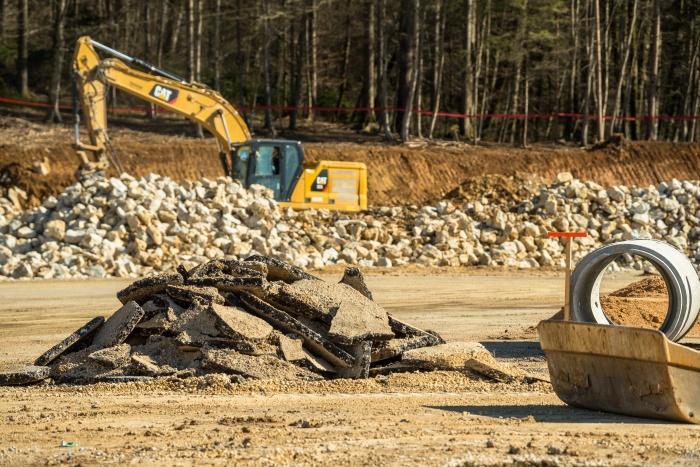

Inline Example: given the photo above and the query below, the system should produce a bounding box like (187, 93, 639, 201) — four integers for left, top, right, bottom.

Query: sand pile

(0, 256, 529, 386)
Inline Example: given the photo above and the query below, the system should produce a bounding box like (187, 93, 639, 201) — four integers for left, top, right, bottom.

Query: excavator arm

(72, 36, 251, 175)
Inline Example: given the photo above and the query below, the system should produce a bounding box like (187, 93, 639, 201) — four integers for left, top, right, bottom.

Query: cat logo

(149, 84, 179, 104)
(311, 168, 329, 192)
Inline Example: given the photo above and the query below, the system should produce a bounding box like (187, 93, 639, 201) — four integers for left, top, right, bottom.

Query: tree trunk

(378, 0, 392, 141)
(428, 0, 447, 139)
(194, 0, 203, 137)
(361, 0, 376, 127)
(262, 0, 275, 134)
(157, 0, 168, 66)
(289, 10, 306, 131)
(307, 0, 318, 121)
(610, 0, 638, 135)
(593, 0, 604, 142)
(17, 0, 29, 97)
(186, 0, 194, 82)
(47, 0, 68, 123)
(396, 0, 417, 138)
(399, 0, 420, 142)
(0, 0, 6, 45)
(335, 0, 352, 122)
(582, 0, 594, 146)
(414, 7, 425, 138)
(213, 0, 221, 91)
(647, 0, 660, 140)
(144, 0, 155, 120)
(459, 0, 473, 137)
(236, 0, 248, 125)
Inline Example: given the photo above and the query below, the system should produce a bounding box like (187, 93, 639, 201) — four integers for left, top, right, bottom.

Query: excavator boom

(72, 36, 367, 212)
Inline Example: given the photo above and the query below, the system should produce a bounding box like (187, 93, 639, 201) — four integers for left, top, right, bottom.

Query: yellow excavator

(72, 36, 367, 212)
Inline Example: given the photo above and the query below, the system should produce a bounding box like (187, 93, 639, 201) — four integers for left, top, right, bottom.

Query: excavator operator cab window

(232, 146, 250, 184)
(254, 146, 280, 176)
(249, 144, 283, 199)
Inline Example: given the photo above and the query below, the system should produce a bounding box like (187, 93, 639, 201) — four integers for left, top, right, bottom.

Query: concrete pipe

(570, 239, 700, 342)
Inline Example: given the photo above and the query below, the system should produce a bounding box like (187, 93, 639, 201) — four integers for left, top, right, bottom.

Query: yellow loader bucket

(538, 320, 700, 424)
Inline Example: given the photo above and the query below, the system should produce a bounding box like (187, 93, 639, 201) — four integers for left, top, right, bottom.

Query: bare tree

(610, 0, 638, 135)
(194, 0, 204, 137)
(17, 0, 30, 96)
(262, 0, 275, 134)
(647, 0, 661, 140)
(306, 0, 318, 122)
(213, 0, 221, 91)
(377, 0, 392, 141)
(398, 0, 420, 141)
(47, 0, 68, 123)
(459, 0, 474, 138)
(593, 0, 604, 142)
(361, 0, 376, 127)
(0, 0, 6, 45)
(428, 0, 447, 139)
(144, 0, 155, 120)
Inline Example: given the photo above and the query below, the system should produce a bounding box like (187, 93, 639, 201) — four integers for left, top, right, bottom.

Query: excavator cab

(231, 140, 304, 201)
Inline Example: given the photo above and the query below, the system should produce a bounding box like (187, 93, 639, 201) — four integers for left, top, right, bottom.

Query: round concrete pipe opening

(570, 239, 700, 342)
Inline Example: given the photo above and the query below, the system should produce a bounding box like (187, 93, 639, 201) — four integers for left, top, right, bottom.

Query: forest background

(1, 0, 700, 146)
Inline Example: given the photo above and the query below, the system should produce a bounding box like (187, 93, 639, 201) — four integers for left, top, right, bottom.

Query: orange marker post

(547, 231, 588, 321)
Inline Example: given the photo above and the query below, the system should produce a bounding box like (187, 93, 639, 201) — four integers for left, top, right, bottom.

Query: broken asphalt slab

(0, 364, 50, 386)
(209, 302, 273, 343)
(116, 273, 183, 305)
(34, 316, 105, 366)
(238, 292, 355, 368)
(245, 255, 320, 283)
(91, 301, 145, 349)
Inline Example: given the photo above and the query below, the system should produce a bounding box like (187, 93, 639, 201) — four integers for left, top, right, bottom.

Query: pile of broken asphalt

(0, 255, 530, 386)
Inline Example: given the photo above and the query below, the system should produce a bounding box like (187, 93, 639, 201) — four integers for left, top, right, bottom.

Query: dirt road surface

(2, 271, 700, 466)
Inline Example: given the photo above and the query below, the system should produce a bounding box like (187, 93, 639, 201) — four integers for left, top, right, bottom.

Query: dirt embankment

(1, 115, 700, 207)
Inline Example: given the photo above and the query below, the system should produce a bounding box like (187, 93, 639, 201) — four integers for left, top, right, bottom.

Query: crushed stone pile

(3, 171, 700, 280)
(0, 256, 528, 386)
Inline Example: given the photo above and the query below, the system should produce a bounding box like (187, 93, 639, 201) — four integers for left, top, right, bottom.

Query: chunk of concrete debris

(131, 354, 162, 376)
(209, 303, 273, 343)
(238, 292, 355, 368)
(174, 330, 262, 355)
(34, 316, 105, 366)
(0, 364, 50, 386)
(402, 342, 526, 383)
(328, 297, 393, 345)
(170, 300, 220, 338)
(339, 267, 373, 301)
(92, 301, 145, 349)
(117, 273, 183, 305)
(336, 341, 372, 379)
(201, 347, 321, 381)
(245, 255, 319, 283)
(166, 284, 225, 305)
(279, 335, 337, 374)
(402, 342, 493, 370)
(388, 315, 430, 337)
(275, 280, 393, 339)
(371, 334, 442, 363)
(278, 334, 306, 362)
(132, 335, 201, 371)
(134, 312, 171, 334)
(88, 343, 131, 369)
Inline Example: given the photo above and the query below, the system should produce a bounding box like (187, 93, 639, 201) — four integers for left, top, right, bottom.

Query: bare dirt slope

(2, 113, 700, 208)
(2, 271, 700, 465)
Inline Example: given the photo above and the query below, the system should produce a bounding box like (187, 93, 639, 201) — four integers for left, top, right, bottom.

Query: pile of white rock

(1, 171, 699, 280)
